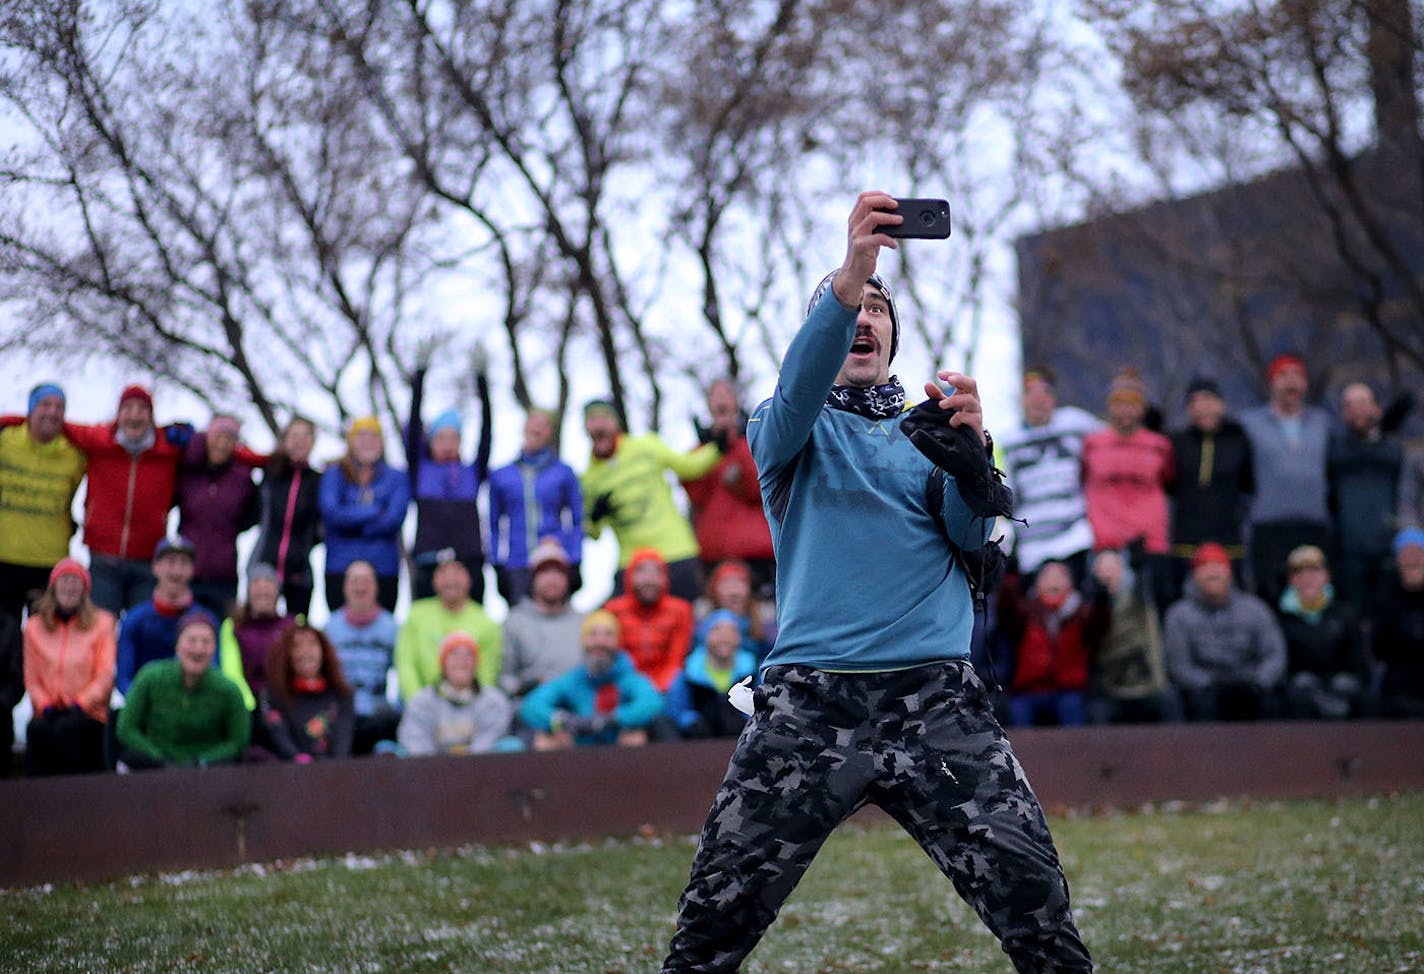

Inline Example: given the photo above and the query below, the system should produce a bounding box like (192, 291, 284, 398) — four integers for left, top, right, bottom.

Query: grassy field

(4, 793, 1422, 973)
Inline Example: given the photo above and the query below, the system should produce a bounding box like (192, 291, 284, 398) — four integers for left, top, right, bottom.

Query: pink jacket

(1082, 427, 1175, 553)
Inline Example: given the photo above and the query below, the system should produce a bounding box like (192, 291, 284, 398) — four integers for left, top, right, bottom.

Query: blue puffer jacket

(488, 448, 584, 569)
(318, 461, 411, 577)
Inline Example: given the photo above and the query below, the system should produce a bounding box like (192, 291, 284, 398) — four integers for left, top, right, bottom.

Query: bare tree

(0, 0, 445, 435)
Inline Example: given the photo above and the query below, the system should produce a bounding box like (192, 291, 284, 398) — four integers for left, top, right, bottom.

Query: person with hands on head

(406, 339, 494, 601)
(661, 191, 1092, 974)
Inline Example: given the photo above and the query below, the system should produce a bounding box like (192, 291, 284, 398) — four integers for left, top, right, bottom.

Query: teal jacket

(519, 650, 663, 745)
(748, 286, 989, 672)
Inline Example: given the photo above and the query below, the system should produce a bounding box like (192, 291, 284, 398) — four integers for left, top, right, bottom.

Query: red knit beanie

(118, 384, 153, 412)
(49, 557, 91, 595)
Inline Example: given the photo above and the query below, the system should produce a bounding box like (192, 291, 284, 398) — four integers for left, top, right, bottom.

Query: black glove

(899, 401, 1013, 519)
(693, 419, 730, 453)
(959, 538, 1008, 600)
(589, 492, 614, 523)
(1382, 391, 1415, 434)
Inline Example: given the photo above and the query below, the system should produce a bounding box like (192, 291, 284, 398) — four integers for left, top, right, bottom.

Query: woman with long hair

(23, 558, 116, 775)
(250, 415, 323, 616)
(258, 620, 355, 762)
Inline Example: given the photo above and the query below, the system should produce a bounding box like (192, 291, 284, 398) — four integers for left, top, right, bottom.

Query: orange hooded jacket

(602, 548, 693, 692)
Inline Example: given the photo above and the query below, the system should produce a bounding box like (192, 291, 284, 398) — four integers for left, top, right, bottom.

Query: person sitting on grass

(519, 610, 666, 750)
(396, 631, 514, 756)
(116, 611, 250, 771)
(257, 620, 355, 763)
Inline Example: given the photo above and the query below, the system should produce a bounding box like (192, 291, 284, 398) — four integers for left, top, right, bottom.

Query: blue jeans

(1008, 689, 1088, 727)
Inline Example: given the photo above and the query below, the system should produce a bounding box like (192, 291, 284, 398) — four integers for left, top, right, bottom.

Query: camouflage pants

(661, 660, 1093, 973)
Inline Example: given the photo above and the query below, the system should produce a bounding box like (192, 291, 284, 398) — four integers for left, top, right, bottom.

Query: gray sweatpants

(661, 660, 1093, 973)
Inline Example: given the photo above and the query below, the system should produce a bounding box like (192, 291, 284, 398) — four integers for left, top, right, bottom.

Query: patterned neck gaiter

(826, 378, 906, 420)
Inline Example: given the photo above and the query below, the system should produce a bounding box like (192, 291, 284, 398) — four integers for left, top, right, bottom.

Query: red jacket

(681, 433, 774, 564)
(604, 551, 694, 691)
(997, 576, 1110, 693)
(63, 422, 185, 561)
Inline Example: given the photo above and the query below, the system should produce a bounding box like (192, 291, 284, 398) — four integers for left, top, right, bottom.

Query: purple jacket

(405, 369, 492, 563)
(176, 434, 260, 583)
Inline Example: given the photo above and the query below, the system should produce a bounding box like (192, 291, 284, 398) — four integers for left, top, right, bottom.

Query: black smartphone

(878, 197, 952, 239)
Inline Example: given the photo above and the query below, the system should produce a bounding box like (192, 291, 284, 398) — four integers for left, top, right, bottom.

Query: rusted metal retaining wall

(3, 721, 1422, 888)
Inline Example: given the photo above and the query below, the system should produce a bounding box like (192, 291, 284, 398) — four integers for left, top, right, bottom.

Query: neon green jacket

(581, 433, 719, 568)
(394, 598, 503, 703)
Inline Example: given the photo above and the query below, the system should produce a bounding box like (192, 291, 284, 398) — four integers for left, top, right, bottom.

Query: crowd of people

(1, 343, 1422, 777)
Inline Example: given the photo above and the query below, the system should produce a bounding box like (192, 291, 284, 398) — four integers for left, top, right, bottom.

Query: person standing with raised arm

(661, 192, 1092, 973)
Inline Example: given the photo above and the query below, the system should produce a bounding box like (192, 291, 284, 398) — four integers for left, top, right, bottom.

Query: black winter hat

(807, 270, 900, 363)
(1184, 376, 1221, 401)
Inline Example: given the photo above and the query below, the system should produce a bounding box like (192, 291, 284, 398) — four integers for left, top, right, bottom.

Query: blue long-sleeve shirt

(747, 285, 989, 673)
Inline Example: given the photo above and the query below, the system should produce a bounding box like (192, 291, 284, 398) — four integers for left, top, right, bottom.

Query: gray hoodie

(396, 682, 513, 756)
(1163, 582, 1286, 689)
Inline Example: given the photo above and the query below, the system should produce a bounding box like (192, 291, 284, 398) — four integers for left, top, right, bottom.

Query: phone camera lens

(918, 209, 936, 227)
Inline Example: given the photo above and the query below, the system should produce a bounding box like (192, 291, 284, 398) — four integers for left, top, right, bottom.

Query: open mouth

(850, 335, 875, 355)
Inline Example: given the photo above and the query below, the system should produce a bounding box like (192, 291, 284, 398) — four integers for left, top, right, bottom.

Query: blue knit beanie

(428, 409, 462, 437)
(28, 383, 64, 413)
(1395, 527, 1424, 554)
